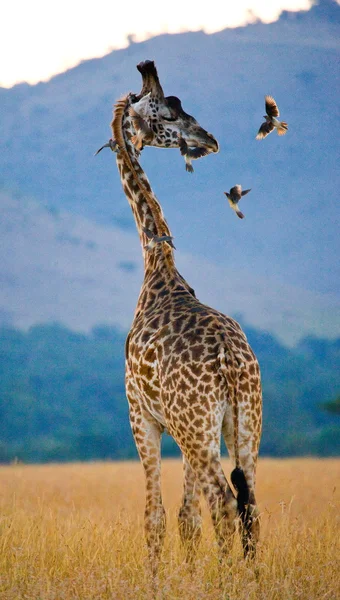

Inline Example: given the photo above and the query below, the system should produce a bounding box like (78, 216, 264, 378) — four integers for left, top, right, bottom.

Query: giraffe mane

(111, 95, 174, 271)
(111, 95, 129, 157)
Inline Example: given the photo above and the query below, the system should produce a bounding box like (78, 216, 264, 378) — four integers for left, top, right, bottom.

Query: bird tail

(131, 133, 143, 151)
(277, 121, 288, 135)
(236, 210, 245, 219)
(94, 141, 113, 156)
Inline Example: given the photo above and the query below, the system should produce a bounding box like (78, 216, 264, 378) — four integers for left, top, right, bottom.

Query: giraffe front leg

(129, 404, 166, 580)
(178, 454, 202, 566)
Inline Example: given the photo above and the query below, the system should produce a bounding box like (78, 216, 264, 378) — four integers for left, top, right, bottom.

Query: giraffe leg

(129, 405, 166, 579)
(178, 454, 202, 565)
(180, 439, 238, 560)
(222, 408, 261, 558)
(198, 455, 238, 559)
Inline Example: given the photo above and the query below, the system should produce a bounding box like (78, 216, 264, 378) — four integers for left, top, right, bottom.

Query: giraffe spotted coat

(104, 60, 262, 575)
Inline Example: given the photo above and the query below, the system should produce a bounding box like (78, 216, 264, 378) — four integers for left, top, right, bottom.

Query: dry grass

(0, 458, 339, 599)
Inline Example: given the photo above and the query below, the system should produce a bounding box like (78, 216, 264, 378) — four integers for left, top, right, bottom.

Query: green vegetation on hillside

(322, 395, 340, 415)
(0, 323, 339, 463)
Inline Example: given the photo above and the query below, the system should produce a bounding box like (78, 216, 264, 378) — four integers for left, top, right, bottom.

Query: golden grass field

(1, 458, 339, 600)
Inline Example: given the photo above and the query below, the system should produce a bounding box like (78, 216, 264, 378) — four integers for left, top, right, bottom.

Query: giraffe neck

(112, 95, 175, 274)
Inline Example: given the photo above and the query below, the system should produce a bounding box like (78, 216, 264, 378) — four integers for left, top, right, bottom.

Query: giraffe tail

(216, 333, 250, 521)
(231, 466, 254, 557)
(231, 467, 249, 520)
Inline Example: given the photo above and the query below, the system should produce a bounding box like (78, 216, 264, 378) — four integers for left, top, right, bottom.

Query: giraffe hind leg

(177, 439, 238, 560)
(199, 454, 238, 559)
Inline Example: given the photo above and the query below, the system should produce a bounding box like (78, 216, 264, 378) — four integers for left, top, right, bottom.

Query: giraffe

(103, 60, 262, 575)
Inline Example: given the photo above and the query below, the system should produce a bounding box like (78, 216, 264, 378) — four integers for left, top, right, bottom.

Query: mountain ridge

(0, 0, 339, 343)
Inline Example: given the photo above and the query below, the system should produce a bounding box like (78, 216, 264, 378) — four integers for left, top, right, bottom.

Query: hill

(1, 190, 337, 345)
(0, 0, 339, 345)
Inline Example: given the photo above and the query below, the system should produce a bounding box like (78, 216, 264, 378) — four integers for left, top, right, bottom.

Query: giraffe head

(130, 60, 219, 153)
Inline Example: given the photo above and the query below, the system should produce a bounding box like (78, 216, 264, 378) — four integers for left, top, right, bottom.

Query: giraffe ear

(137, 60, 165, 100)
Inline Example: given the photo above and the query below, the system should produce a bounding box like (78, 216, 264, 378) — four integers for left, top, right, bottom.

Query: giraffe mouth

(205, 135, 219, 153)
(185, 132, 219, 153)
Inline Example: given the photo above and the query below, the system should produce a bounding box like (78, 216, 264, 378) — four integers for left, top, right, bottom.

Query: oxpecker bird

(224, 185, 251, 219)
(129, 106, 155, 151)
(256, 95, 288, 140)
(142, 227, 176, 251)
(178, 134, 209, 173)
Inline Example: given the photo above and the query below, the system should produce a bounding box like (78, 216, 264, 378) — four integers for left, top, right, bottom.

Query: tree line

(0, 323, 339, 463)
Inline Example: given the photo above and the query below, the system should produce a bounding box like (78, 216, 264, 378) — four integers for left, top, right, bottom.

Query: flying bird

(256, 95, 288, 140)
(94, 138, 120, 156)
(178, 134, 209, 173)
(129, 106, 155, 151)
(224, 185, 251, 219)
(142, 227, 176, 251)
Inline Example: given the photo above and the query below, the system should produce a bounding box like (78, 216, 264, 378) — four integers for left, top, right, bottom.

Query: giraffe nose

(207, 133, 219, 153)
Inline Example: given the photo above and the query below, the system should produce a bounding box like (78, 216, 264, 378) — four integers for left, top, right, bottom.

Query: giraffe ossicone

(102, 59, 262, 577)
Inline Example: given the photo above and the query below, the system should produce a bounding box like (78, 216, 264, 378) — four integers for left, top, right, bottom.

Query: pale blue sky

(1, 0, 313, 87)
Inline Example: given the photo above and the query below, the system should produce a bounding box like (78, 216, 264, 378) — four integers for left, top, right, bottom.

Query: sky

(1, 0, 313, 88)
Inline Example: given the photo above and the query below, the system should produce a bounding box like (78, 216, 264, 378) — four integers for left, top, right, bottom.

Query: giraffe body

(106, 60, 262, 575)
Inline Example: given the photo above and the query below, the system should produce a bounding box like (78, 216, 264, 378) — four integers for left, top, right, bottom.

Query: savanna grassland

(1, 459, 339, 600)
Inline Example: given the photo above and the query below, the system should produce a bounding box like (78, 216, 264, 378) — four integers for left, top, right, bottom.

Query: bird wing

(178, 136, 209, 160)
(265, 95, 280, 118)
(230, 185, 242, 199)
(256, 121, 275, 139)
(142, 227, 154, 239)
(161, 235, 175, 245)
(186, 146, 209, 160)
(241, 188, 251, 197)
(129, 107, 153, 135)
(178, 135, 189, 156)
